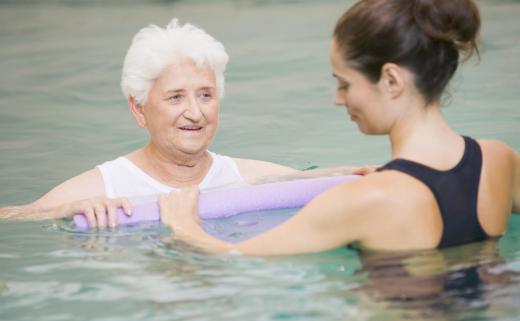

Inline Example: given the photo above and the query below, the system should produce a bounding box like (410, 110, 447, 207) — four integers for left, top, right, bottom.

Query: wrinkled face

(141, 60, 219, 156)
(330, 40, 390, 135)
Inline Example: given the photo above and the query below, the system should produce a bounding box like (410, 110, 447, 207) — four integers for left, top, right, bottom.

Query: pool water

(1, 0, 519, 320)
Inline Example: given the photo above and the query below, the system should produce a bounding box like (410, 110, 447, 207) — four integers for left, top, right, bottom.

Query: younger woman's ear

(128, 97, 146, 128)
(379, 63, 406, 99)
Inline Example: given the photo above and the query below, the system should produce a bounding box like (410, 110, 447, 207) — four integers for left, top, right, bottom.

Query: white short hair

(121, 18, 229, 104)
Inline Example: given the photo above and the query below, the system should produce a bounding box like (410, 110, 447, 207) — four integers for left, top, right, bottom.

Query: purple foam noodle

(73, 175, 361, 229)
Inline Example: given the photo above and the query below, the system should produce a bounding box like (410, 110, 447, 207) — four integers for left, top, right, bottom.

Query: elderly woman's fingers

(56, 196, 134, 229)
(120, 197, 133, 216)
(106, 203, 118, 229)
(94, 204, 107, 228)
(84, 207, 97, 229)
(104, 197, 132, 229)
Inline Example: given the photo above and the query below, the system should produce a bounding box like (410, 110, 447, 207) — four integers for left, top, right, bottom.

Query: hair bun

(412, 0, 480, 58)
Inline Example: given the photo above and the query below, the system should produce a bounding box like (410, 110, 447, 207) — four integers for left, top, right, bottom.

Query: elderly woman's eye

(169, 94, 182, 102)
(199, 91, 213, 100)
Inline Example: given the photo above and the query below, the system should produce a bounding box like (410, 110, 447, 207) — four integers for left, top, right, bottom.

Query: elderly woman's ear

(128, 96, 147, 128)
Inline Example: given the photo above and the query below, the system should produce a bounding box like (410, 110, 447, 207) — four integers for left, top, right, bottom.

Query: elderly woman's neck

(129, 145, 213, 187)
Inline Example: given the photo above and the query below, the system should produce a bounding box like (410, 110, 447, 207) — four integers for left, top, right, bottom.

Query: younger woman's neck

(389, 102, 462, 164)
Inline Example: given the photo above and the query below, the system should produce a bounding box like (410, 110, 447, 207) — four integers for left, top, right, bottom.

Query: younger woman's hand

(158, 186, 200, 233)
(352, 165, 380, 176)
(58, 196, 132, 229)
(158, 187, 231, 253)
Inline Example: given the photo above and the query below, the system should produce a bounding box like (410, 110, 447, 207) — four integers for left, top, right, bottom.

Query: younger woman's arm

(158, 177, 394, 256)
(513, 151, 520, 214)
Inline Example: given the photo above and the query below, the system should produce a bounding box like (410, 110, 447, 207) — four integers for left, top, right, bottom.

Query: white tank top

(97, 151, 246, 202)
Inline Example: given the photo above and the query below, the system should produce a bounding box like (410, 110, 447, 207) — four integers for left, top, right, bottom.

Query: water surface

(0, 1, 519, 320)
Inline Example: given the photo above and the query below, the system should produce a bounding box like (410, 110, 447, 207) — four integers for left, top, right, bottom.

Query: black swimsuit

(377, 136, 488, 248)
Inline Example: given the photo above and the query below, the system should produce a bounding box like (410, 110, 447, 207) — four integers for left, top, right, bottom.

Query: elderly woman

(1, 19, 361, 227)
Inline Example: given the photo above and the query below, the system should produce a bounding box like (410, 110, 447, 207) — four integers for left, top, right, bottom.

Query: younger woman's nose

(334, 91, 346, 106)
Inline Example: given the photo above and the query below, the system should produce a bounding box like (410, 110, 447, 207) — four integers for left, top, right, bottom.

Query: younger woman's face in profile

(329, 40, 392, 135)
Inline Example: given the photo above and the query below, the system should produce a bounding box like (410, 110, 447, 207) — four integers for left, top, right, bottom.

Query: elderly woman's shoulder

(232, 158, 298, 184)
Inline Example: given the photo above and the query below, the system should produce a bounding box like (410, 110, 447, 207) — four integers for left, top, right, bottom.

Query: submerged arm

(0, 204, 60, 221)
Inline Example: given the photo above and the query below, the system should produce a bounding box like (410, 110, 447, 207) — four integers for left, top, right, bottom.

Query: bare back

(357, 140, 517, 250)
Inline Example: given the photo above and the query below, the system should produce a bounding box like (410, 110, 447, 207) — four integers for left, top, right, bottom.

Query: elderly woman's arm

(233, 158, 298, 183)
(234, 158, 377, 185)
(0, 168, 132, 226)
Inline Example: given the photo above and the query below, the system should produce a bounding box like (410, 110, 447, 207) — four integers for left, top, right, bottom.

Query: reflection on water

(32, 218, 518, 321)
(355, 239, 520, 320)
(201, 208, 296, 242)
(1, 217, 519, 321)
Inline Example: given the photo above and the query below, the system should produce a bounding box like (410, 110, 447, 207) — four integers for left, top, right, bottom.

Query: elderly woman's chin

(171, 136, 212, 156)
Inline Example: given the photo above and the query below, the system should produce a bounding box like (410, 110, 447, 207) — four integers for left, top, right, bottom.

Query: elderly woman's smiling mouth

(178, 125, 204, 135)
(179, 124, 203, 132)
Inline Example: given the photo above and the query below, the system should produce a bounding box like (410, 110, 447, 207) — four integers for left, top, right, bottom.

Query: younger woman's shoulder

(478, 139, 518, 167)
(478, 139, 517, 155)
(338, 170, 434, 206)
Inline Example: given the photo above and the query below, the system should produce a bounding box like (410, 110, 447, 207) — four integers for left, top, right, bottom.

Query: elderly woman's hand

(158, 186, 200, 233)
(58, 196, 133, 229)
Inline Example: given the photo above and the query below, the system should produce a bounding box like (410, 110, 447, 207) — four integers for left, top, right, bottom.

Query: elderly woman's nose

(183, 95, 203, 121)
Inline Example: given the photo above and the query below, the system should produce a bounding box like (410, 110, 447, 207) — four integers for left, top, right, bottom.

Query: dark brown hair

(333, 0, 480, 103)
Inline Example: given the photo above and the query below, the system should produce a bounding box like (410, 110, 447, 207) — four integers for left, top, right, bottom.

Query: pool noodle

(73, 175, 361, 229)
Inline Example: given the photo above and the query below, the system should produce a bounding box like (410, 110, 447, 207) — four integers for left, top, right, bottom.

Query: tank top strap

(199, 151, 246, 190)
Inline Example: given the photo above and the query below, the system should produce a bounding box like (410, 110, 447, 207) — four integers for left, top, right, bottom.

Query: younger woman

(159, 0, 520, 254)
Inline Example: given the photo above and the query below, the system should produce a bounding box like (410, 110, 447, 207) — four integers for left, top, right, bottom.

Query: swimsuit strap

(377, 136, 487, 248)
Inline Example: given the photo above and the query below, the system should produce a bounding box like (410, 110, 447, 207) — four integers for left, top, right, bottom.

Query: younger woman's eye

(338, 82, 350, 91)
(338, 83, 349, 92)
